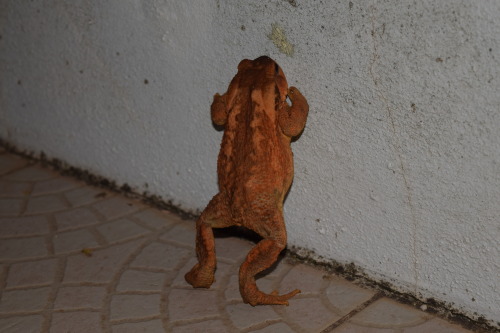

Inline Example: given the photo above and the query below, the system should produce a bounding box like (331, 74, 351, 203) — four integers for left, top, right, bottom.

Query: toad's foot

(241, 287, 301, 306)
(185, 263, 215, 288)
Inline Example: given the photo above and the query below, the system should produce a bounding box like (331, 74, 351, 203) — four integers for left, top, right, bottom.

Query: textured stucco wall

(1, 0, 499, 326)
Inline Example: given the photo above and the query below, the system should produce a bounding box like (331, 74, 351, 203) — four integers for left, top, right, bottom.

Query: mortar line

(40, 256, 67, 332)
(321, 292, 383, 332)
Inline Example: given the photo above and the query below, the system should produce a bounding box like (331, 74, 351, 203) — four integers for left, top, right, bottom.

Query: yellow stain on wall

(268, 23, 294, 56)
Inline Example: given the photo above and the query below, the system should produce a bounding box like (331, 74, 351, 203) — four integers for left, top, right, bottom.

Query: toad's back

(216, 57, 294, 219)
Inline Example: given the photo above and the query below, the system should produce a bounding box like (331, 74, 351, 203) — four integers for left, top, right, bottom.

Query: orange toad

(185, 56, 309, 306)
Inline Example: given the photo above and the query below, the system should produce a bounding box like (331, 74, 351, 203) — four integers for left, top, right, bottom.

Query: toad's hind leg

(239, 214, 301, 306)
(185, 193, 232, 288)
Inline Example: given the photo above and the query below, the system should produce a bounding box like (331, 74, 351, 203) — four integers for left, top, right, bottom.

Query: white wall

(1, 0, 498, 326)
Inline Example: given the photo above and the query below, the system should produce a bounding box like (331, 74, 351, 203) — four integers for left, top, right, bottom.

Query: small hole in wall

(144, 79, 149, 84)
(17, 80, 21, 85)
(241, 25, 246, 31)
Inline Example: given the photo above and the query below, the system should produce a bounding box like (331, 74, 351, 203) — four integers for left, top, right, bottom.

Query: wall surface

(1, 0, 499, 326)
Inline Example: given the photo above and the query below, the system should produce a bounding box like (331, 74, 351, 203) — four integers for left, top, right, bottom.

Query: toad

(185, 56, 309, 306)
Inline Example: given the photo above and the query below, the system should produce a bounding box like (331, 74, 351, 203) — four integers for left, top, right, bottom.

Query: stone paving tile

(0, 198, 23, 216)
(224, 274, 242, 302)
(0, 215, 50, 237)
(0, 287, 51, 313)
(25, 194, 68, 215)
(0, 315, 44, 332)
(91, 196, 142, 220)
(226, 302, 281, 330)
(0, 180, 31, 197)
(160, 222, 195, 247)
(325, 277, 376, 315)
(97, 218, 149, 243)
(112, 319, 164, 333)
(256, 275, 280, 296)
(110, 294, 161, 320)
(131, 242, 190, 271)
(404, 317, 474, 333)
(168, 288, 219, 322)
(279, 263, 326, 296)
(4, 166, 56, 181)
(215, 235, 255, 262)
(54, 207, 101, 231)
(63, 240, 141, 283)
(282, 297, 341, 332)
(50, 311, 101, 333)
(31, 177, 81, 195)
(64, 186, 107, 207)
(0, 153, 485, 333)
(6, 258, 58, 288)
(54, 286, 107, 310)
(116, 269, 166, 292)
(349, 298, 429, 328)
(132, 208, 177, 230)
(264, 258, 296, 279)
(252, 322, 297, 332)
(171, 319, 231, 333)
(53, 228, 99, 254)
(0, 237, 48, 260)
(0, 154, 28, 175)
(333, 323, 394, 332)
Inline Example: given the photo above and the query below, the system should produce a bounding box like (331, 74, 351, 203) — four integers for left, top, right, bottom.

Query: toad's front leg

(278, 87, 309, 138)
(211, 93, 229, 127)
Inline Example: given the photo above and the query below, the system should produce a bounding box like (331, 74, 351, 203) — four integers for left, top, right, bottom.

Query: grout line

(18, 182, 34, 216)
(40, 256, 67, 332)
(0, 161, 31, 178)
(87, 224, 108, 247)
(216, 259, 242, 332)
(45, 213, 56, 256)
(0, 265, 9, 302)
(101, 228, 171, 332)
(321, 292, 383, 332)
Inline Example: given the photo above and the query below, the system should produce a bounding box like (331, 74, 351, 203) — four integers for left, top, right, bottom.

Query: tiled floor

(0, 149, 481, 332)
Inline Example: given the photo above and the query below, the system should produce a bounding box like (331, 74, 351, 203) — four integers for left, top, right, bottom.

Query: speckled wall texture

(0, 0, 498, 327)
